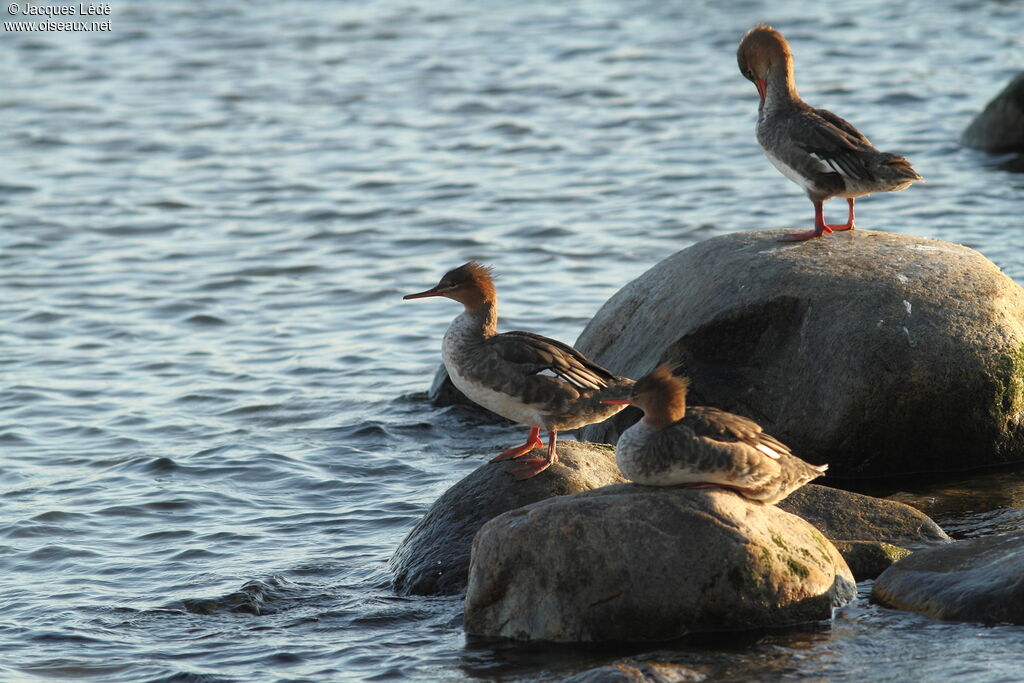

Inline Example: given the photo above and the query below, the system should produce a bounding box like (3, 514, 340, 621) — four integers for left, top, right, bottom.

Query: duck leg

(826, 198, 855, 231)
(779, 200, 834, 242)
(509, 430, 558, 480)
(490, 426, 543, 462)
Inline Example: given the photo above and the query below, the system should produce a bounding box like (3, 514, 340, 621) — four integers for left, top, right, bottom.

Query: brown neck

(462, 297, 498, 337)
(764, 55, 800, 107)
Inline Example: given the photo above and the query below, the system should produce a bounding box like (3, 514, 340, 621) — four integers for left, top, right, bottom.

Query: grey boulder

(464, 486, 855, 642)
(962, 72, 1024, 154)
(575, 230, 1024, 478)
(389, 441, 626, 595)
(871, 532, 1024, 624)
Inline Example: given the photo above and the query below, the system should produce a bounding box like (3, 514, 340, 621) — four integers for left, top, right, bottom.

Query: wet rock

(871, 532, 1024, 624)
(575, 230, 1024, 478)
(778, 484, 949, 579)
(389, 441, 626, 595)
(464, 486, 855, 642)
(961, 72, 1024, 154)
(564, 661, 705, 683)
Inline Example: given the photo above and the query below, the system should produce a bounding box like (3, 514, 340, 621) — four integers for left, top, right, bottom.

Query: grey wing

(794, 106, 878, 181)
(487, 331, 617, 391)
(656, 418, 782, 488)
(685, 407, 791, 455)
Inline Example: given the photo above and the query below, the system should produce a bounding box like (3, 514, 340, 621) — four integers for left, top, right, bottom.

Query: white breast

(615, 421, 658, 482)
(441, 314, 547, 428)
(446, 360, 546, 426)
(762, 146, 821, 194)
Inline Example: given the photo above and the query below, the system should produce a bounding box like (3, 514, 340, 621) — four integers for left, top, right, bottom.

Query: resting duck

(737, 24, 923, 242)
(604, 366, 826, 504)
(404, 262, 633, 479)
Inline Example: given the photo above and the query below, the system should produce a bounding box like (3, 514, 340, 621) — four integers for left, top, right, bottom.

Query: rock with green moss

(389, 441, 626, 596)
(464, 486, 855, 642)
(575, 230, 1024, 478)
(831, 541, 911, 580)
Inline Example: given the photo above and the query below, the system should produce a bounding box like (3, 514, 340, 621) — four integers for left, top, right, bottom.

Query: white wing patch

(811, 152, 853, 178)
(537, 366, 601, 390)
(756, 443, 781, 460)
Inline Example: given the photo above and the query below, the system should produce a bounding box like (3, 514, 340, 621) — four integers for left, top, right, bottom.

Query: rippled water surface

(2, 1, 1023, 681)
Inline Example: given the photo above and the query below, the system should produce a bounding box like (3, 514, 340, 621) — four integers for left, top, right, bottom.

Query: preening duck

(737, 24, 923, 242)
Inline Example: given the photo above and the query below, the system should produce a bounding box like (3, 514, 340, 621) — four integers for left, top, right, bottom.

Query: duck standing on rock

(737, 24, 923, 242)
(404, 262, 633, 480)
(603, 366, 826, 504)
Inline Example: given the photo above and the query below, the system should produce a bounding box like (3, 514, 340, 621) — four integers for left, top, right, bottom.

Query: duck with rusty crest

(604, 366, 826, 504)
(737, 24, 923, 242)
(404, 262, 633, 479)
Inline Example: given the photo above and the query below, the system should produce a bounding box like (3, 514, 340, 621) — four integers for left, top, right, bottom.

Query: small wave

(168, 548, 225, 561)
(91, 223, 185, 236)
(489, 122, 532, 136)
(175, 576, 301, 616)
(352, 178, 405, 190)
(25, 544, 103, 561)
(0, 431, 31, 444)
(29, 510, 89, 523)
(226, 265, 322, 278)
(175, 393, 233, 404)
(136, 529, 196, 542)
(0, 183, 36, 194)
(184, 314, 228, 326)
(877, 92, 926, 105)
(144, 457, 180, 473)
(142, 200, 193, 210)
(97, 500, 196, 517)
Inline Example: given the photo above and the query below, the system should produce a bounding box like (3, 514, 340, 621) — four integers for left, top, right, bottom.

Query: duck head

(403, 261, 497, 311)
(604, 365, 688, 428)
(737, 24, 796, 105)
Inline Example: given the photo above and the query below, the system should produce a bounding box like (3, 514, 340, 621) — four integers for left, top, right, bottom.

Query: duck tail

(882, 153, 924, 182)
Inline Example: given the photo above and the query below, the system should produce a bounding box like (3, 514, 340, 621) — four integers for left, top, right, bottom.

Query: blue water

(2, 1, 1023, 680)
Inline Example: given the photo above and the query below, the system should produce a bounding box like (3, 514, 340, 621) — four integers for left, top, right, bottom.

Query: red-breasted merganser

(737, 24, 923, 242)
(404, 262, 633, 480)
(603, 366, 826, 504)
